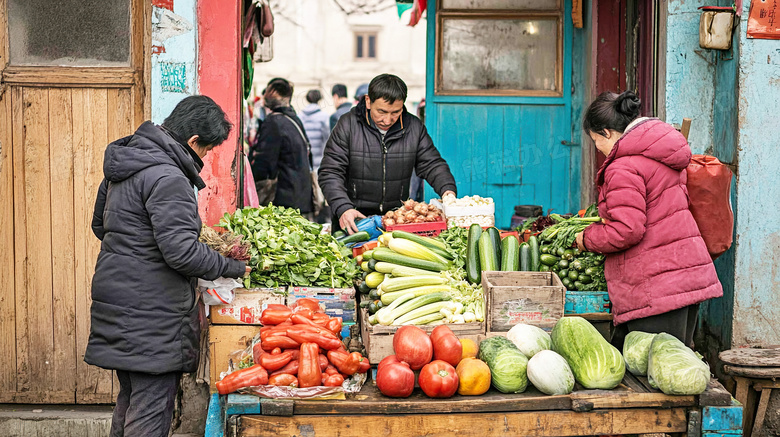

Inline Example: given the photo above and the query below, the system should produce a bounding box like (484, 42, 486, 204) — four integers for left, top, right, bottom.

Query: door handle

(561, 141, 580, 147)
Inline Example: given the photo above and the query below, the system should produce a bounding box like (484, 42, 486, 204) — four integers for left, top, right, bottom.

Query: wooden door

(0, 0, 149, 403)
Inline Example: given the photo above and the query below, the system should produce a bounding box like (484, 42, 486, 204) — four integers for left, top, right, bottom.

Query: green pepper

(568, 270, 580, 281)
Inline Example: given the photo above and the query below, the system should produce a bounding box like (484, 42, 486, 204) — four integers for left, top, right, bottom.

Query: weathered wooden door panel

(0, 0, 147, 404)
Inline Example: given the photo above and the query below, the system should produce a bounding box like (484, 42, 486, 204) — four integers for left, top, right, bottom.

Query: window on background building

(355, 32, 378, 60)
(436, 0, 564, 96)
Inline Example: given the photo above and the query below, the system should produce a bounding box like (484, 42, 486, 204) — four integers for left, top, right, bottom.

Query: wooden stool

(720, 348, 780, 437)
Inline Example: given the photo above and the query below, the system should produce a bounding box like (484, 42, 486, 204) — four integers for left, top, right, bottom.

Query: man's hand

(244, 266, 252, 277)
(442, 190, 456, 199)
(339, 209, 366, 235)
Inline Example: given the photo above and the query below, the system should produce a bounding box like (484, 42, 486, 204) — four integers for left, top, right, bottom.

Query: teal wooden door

(424, 0, 579, 229)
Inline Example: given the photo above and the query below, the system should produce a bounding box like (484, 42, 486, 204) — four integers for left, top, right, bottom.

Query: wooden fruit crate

(484, 271, 565, 334)
(359, 307, 485, 364)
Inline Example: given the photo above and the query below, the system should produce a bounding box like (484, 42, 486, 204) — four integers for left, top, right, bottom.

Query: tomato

(431, 328, 462, 367)
(393, 326, 433, 370)
(430, 325, 455, 344)
(376, 360, 415, 398)
(418, 360, 459, 398)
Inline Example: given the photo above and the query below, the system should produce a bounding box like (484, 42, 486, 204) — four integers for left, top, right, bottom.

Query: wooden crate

(208, 325, 261, 391)
(208, 287, 286, 325)
(360, 308, 485, 364)
(484, 271, 565, 333)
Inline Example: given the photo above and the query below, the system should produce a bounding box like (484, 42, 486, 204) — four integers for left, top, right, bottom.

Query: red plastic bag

(686, 155, 734, 260)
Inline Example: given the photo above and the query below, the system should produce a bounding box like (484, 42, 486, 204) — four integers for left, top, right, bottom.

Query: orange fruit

(456, 358, 491, 396)
(460, 338, 478, 361)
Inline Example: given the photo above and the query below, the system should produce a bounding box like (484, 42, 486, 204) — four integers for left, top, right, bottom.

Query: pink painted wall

(197, 0, 241, 225)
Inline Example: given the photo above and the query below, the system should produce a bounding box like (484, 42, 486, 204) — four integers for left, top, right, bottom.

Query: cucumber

(362, 249, 374, 260)
(333, 230, 346, 239)
(337, 231, 370, 245)
(540, 254, 560, 266)
(466, 224, 483, 284)
(372, 247, 449, 272)
(500, 236, 520, 271)
(478, 232, 498, 273)
(528, 235, 541, 272)
(486, 227, 502, 264)
(519, 242, 531, 271)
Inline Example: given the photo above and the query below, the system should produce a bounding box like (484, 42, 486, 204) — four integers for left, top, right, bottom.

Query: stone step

(0, 404, 113, 437)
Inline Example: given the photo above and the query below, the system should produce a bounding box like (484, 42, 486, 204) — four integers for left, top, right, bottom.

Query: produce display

(440, 194, 495, 228)
(216, 297, 369, 395)
(381, 200, 444, 227)
(526, 350, 575, 395)
(537, 214, 608, 292)
(478, 336, 529, 394)
(647, 333, 710, 395)
(551, 316, 626, 389)
(360, 231, 485, 326)
(218, 205, 359, 289)
(623, 331, 657, 376)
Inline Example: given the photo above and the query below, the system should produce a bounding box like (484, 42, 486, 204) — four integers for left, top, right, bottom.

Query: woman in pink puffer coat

(575, 91, 722, 348)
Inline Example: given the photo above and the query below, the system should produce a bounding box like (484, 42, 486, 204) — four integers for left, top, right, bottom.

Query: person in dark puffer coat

(575, 91, 722, 349)
(318, 74, 456, 233)
(86, 96, 249, 437)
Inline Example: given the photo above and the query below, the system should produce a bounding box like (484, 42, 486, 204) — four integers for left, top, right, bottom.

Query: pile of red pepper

(216, 298, 370, 395)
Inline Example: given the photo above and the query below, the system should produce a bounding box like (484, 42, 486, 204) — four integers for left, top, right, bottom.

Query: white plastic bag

(199, 277, 242, 305)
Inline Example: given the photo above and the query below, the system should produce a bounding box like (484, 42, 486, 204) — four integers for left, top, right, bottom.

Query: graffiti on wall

(160, 62, 187, 93)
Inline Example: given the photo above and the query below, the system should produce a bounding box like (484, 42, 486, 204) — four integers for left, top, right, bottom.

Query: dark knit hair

(266, 77, 294, 99)
(162, 95, 232, 147)
(368, 74, 407, 104)
(583, 91, 641, 135)
(331, 84, 347, 98)
(306, 89, 323, 104)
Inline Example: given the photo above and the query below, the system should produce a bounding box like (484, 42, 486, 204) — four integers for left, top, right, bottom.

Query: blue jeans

(110, 370, 181, 437)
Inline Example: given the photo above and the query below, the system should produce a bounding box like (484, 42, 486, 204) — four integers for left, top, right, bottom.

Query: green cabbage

(551, 316, 625, 389)
(478, 336, 529, 393)
(527, 350, 575, 395)
(506, 324, 551, 358)
(623, 331, 657, 376)
(647, 333, 710, 395)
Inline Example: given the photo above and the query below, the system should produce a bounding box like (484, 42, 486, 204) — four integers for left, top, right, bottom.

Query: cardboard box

(208, 287, 286, 325)
(287, 286, 356, 323)
(484, 271, 565, 333)
(208, 324, 261, 391)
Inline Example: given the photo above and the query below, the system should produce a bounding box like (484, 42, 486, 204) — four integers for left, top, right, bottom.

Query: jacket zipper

(380, 138, 387, 213)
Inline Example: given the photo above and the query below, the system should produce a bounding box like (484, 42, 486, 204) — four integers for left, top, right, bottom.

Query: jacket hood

(301, 103, 322, 116)
(598, 118, 691, 182)
(103, 121, 206, 189)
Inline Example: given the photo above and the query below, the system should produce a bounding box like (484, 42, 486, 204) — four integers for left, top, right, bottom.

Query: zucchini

(391, 266, 442, 277)
(486, 227, 502, 264)
(367, 258, 379, 271)
(540, 254, 560, 266)
(478, 231, 498, 272)
(528, 235, 541, 272)
(333, 230, 346, 239)
(372, 247, 449, 272)
(380, 285, 452, 306)
(392, 296, 453, 325)
(374, 262, 402, 274)
(337, 231, 370, 245)
(360, 261, 371, 272)
(466, 224, 483, 284)
(365, 271, 385, 289)
(376, 292, 417, 325)
(400, 312, 445, 326)
(378, 275, 447, 293)
(519, 242, 531, 271)
(391, 230, 448, 251)
(362, 249, 374, 260)
(388, 238, 451, 265)
(500, 236, 520, 271)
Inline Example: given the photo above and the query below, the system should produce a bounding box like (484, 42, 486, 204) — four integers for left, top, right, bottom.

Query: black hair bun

(615, 91, 641, 118)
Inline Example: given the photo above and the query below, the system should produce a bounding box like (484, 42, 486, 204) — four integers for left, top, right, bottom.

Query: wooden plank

(570, 390, 695, 412)
(0, 390, 76, 404)
(697, 379, 733, 407)
(21, 87, 55, 397)
(239, 408, 689, 437)
(751, 388, 772, 437)
(2, 67, 135, 88)
(723, 364, 780, 378)
(48, 88, 77, 400)
(720, 348, 780, 367)
(205, 393, 226, 437)
(11, 87, 29, 394)
(622, 372, 651, 393)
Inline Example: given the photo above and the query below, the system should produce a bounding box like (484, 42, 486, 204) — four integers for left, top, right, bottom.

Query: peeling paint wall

(150, 0, 197, 124)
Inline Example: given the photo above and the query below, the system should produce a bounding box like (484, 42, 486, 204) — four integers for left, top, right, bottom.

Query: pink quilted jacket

(582, 118, 723, 325)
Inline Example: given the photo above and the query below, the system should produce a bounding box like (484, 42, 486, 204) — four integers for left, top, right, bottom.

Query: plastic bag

(199, 277, 242, 305)
(686, 155, 734, 260)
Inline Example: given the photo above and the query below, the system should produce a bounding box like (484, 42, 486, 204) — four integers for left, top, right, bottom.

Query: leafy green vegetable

(527, 350, 575, 395)
(623, 331, 657, 376)
(479, 336, 529, 393)
(218, 205, 359, 288)
(647, 333, 710, 395)
(540, 216, 602, 253)
(436, 226, 468, 268)
(551, 316, 625, 389)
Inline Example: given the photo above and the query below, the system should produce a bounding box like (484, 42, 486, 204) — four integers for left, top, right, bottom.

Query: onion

(404, 199, 416, 210)
(385, 211, 394, 218)
(413, 203, 423, 214)
(396, 216, 406, 224)
(419, 204, 429, 214)
(385, 218, 395, 226)
(405, 211, 418, 221)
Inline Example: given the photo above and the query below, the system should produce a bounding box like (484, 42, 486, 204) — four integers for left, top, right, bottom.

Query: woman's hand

(575, 232, 586, 252)
(244, 266, 252, 277)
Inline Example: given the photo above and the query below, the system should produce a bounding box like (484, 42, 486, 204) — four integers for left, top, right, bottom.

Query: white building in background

(252, 0, 427, 114)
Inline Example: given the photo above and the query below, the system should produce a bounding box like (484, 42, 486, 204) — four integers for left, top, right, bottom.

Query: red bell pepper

(318, 354, 330, 371)
(323, 373, 344, 387)
(268, 373, 298, 387)
(291, 313, 319, 326)
(298, 342, 321, 388)
(270, 360, 299, 376)
(216, 365, 268, 395)
(293, 307, 314, 319)
(287, 326, 342, 351)
(260, 325, 293, 341)
(294, 297, 322, 313)
(283, 349, 300, 360)
(271, 347, 282, 355)
(261, 335, 299, 351)
(324, 364, 339, 376)
(327, 350, 360, 376)
(260, 305, 292, 326)
(259, 350, 294, 371)
(312, 312, 329, 324)
(326, 317, 343, 336)
(252, 342, 264, 364)
(356, 353, 370, 374)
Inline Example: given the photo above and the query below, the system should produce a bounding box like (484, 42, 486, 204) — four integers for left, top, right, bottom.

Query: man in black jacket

(319, 74, 456, 233)
(86, 96, 250, 437)
(250, 77, 314, 215)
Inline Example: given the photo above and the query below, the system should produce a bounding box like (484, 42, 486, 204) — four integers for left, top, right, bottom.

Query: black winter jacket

(318, 98, 456, 219)
(85, 122, 246, 374)
(250, 106, 314, 213)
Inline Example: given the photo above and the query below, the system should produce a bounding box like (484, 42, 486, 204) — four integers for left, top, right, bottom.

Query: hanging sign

(747, 0, 780, 39)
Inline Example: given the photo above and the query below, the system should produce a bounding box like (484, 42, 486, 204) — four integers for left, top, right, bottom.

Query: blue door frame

(424, 0, 579, 229)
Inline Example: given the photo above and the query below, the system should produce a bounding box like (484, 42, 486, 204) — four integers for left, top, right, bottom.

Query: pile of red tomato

(216, 298, 370, 395)
(376, 325, 463, 398)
